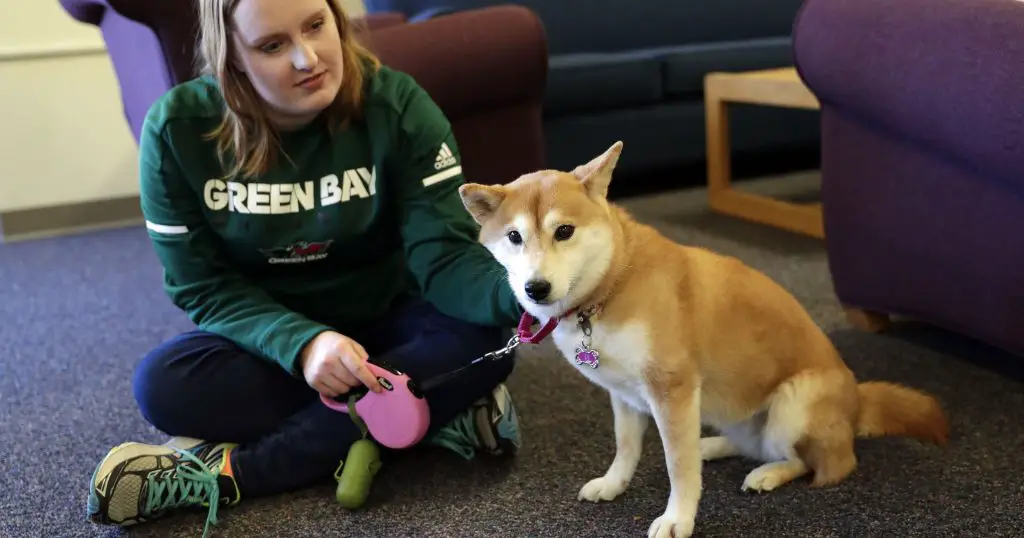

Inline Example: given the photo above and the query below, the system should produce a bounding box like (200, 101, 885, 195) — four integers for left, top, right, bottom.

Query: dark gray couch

(366, 0, 820, 179)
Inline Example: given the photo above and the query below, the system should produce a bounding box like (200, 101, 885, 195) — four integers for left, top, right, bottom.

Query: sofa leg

(843, 306, 891, 332)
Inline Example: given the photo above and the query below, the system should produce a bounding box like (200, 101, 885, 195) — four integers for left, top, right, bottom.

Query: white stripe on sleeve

(421, 165, 462, 187)
(145, 220, 189, 234)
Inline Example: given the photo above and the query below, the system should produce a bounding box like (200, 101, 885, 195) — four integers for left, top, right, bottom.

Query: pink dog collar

(517, 313, 558, 343)
(516, 302, 602, 344)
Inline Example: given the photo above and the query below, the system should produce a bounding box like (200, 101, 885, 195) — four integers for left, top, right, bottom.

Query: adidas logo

(434, 143, 457, 170)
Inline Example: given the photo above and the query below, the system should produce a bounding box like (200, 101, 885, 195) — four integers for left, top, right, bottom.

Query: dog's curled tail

(855, 381, 949, 445)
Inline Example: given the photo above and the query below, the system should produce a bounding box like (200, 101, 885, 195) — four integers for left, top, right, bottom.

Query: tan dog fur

(458, 141, 949, 538)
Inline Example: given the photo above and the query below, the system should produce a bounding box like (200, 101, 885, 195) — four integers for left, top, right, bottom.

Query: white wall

(0, 0, 366, 214)
(0, 0, 136, 213)
(342, 0, 367, 17)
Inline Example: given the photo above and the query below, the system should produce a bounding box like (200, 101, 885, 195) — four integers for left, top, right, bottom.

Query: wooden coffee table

(703, 67, 823, 238)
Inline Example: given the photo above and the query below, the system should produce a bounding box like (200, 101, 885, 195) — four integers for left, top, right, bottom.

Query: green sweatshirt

(138, 65, 522, 375)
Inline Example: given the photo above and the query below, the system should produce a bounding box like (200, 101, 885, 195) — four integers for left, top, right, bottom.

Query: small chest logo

(258, 240, 334, 264)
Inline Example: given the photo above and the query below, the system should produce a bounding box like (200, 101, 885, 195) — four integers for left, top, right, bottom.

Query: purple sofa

(793, 0, 1024, 358)
(58, 1, 548, 186)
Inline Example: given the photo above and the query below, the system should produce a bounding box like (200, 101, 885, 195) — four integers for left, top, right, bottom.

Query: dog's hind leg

(792, 401, 858, 488)
(700, 436, 740, 461)
(717, 413, 771, 461)
(740, 369, 857, 492)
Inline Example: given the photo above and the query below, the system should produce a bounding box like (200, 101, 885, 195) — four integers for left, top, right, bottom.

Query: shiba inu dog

(457, 141, 949, 538)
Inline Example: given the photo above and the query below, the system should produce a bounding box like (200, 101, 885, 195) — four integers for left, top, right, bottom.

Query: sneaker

(87, 436, 240, 537)
(428, 383, 521, 460)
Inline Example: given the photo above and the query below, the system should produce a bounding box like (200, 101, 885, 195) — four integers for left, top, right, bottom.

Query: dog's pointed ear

(572, 141, 623, 199)
(458, 183, 506, 224)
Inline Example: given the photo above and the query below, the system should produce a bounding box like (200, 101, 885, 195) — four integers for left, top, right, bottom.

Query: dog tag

(574, 313, 600, 368)
(575, 344, 600, 368)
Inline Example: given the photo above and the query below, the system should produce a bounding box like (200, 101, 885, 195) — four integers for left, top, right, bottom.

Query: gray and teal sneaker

(87, 436, 240, 537)
(428, 383, 522, 460)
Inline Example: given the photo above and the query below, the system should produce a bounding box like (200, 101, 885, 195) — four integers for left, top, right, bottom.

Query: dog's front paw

(647, 512, 694, 538)
(578, 475, 627, 502)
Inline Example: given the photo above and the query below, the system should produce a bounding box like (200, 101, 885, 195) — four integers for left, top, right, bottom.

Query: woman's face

(230, 0, 344, 129)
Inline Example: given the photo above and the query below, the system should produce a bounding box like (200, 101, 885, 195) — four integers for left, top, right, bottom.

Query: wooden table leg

(844, 306, 892, 333)
(702, 74, 825, 239)
(705, 81, 731, 201)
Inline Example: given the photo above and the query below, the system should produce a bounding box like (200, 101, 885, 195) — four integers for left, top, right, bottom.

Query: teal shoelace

(145, 448, 221, 538)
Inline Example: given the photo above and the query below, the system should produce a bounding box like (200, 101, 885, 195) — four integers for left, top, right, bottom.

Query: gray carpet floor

(3, 175, 1023, 538)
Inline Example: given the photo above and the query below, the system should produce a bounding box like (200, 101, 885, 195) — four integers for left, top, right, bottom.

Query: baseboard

(0, 196, 143, 243)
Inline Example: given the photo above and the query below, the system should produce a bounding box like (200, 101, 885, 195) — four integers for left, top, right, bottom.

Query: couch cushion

(366, 0, 806, 54)
(531, 0, 805, 55)
(544, 37, 797, 113)
(544, 50, 665, 115)
(660, 37, 796, 98)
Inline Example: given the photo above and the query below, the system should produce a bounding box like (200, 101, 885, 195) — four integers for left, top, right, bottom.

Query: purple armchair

(793, 0, 1024, 358)
(58, 1, 548, 186)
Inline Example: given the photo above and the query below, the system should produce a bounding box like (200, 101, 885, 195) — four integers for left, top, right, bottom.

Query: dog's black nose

(524, 279, 552, 301)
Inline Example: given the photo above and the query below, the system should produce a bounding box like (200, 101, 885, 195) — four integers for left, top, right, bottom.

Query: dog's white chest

(552, 317, 652, 412)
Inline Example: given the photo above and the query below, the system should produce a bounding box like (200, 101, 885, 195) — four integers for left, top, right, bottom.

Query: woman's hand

(299, 331, 383, 397)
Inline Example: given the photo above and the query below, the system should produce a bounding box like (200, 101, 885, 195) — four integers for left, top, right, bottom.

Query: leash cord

(414, 334, 521, 393)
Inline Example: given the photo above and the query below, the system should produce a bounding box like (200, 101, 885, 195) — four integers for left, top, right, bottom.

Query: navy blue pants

(132, 297, 515, 498)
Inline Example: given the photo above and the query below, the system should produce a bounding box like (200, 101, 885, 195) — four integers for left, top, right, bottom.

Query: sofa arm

(62, 0, 406, 42)
(793, 0, 1024, 185)
(59, 0, 105, 25)
(407, 6, 459, 22)
(365, 5, 547, 121)
(64, 0, 401, 28)
(361, 11, 408, 30)
(60, 0, 170, 27)
(60, 0, 414, 84)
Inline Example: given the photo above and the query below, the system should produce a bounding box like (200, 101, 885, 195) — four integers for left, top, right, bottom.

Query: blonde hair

(195, 0, 381, 180)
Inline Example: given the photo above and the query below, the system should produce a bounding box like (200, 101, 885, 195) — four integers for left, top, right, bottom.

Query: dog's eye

(554, 225, 575, 241)
(506, 230, 523, 245)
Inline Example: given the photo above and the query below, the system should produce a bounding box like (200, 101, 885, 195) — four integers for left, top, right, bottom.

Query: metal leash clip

(481, 334, 521, 361)
(414, 334, 522, 393)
